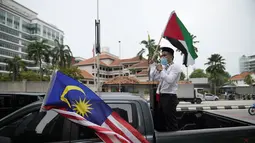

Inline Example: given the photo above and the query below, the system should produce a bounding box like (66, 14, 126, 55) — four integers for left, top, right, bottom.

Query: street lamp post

(95, 0, 101, 92)
(119, 41, 121, 92)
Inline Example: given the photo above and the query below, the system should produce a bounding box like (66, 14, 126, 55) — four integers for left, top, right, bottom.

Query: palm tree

(205, 54, 226, 94)
(137, 34, 161, 80)
(52, 39, 73, 68)
(5, 56, 25, 81)
(27, 39, 51, 80)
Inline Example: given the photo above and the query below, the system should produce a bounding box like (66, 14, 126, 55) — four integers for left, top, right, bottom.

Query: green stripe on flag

(176, 16, 198, 59)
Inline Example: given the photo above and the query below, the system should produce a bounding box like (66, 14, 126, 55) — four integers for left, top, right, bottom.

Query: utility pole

(95, 0, 101, 92)
(118, 41, 121, 92)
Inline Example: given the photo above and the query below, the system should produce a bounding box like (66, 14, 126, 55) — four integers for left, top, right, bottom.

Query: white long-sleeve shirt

(149, 62, 181, 94)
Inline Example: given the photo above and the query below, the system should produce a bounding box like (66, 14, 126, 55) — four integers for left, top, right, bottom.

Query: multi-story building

(239, 55, 255, 73)
(0, 0, 64, 73)
(75, 48, 149, 91)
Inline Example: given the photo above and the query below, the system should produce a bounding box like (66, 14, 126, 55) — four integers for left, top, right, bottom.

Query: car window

(0, 111, 71, 143)
(72, 103, 138, 141)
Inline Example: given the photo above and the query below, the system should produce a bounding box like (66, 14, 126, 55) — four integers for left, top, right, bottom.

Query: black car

(0, 92, 255, 143)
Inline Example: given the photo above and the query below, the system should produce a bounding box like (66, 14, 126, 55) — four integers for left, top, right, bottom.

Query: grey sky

(18, 0, 255, 76)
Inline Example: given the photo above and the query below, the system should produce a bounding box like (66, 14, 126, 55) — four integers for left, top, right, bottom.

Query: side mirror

(0, 136, 11, 143)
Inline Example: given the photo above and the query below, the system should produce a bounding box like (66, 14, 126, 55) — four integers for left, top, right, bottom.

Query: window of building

(0, 9, 6, 24)
(43, 26, 46, 37)
(0, 24, 19, 36)
(21, 40, 29, 46)
(0, 49, 19, 57)
(47, 28, 51, 39)
(56, 32, 59, 40)
(0, 65, 6, 71)
(21, 33, 34, 41)
(22, 20, 31, 34)
(52, 31, 55, 40)
(0, 33, 19, 43)
(37, 24, 41, 35)
(7, 13, 13, 27)
(14, 16, 20, 30)
(21, 54, 27, 59)
(0, 40, 19, 51)
(60, 35, 64, 43)
(88, 81, 94, 84)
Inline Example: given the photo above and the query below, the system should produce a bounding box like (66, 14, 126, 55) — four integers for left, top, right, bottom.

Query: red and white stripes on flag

(52, 109, 149, 143)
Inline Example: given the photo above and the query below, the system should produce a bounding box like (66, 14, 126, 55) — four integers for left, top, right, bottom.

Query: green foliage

(138, 34, 160, 62)
(20, 71, 41, 81)
(180, 72, 186, 80)
(58, 66, 83, 80)
(204, 54, 226, 94)
(0, 74, 11, 81)
(189, 69, 207, 78)
(144, 90, 149, 94)
(5, 56, 25, 81)
(244, 74, 254, 85)
(129, 68, 137, 74)
(52, 39, 73, 68)
(27, 39, 51, 80)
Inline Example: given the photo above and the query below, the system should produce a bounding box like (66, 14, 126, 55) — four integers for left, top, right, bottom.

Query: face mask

(160, 57, 168, 65)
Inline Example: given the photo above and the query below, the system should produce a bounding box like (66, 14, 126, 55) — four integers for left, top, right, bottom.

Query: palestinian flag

(163, 11, 198, 67)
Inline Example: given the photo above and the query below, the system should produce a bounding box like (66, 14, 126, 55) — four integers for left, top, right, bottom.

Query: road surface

(178, 100, 254, 107)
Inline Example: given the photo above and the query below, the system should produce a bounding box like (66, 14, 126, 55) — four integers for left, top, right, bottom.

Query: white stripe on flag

(52, 109, 130, 143)
(108, 115, 141, 143)
(180, 40, 195, 66)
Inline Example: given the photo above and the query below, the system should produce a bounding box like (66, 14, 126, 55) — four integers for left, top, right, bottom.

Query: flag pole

(151, 36, 163, 61)
(118, 41, 121, 92)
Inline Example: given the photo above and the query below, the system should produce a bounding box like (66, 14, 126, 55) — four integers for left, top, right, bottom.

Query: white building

(230, 72, 255, 87)
(0, 0, 64, 73)
(239, 55, 255, 73)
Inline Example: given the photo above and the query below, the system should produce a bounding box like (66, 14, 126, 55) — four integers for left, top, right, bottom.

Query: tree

(138, 34, 160, 62)
(59, 66, 83, 80)
(129, 68, 137, 75)
(5, 56, 25, 81)
(205, 54, 226, 94)
(52, 39, 73, 68)
(244, 74, 254, 94)
(189, 69, 207, 78)
(20, 70, 41, 81)
(138, 34, 160, 81)
(180, 72, 186, 80)
(27, 39, 51, 80)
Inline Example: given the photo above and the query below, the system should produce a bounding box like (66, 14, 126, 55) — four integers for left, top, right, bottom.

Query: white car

(204, 93, 219, 101)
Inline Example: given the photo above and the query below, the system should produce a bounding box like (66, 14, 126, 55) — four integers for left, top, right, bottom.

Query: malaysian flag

(40, 71, 149, 143)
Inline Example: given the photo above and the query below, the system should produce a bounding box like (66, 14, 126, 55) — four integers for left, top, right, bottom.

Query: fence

(0, 80, 95, 93)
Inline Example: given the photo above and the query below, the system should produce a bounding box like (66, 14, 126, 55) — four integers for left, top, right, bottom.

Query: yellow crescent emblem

(60, 85, 85, 107)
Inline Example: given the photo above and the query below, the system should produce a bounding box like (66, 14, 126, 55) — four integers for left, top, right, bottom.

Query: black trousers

(159, 93, 179, 131)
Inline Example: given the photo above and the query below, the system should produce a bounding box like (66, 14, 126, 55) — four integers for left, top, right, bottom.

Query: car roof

(0, 91, 144, 100)
(0, 92, 45, 96)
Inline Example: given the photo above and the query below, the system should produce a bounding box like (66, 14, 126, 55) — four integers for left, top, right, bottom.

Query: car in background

(204, 93, 219, 101)
(0, 92, 44, 119)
